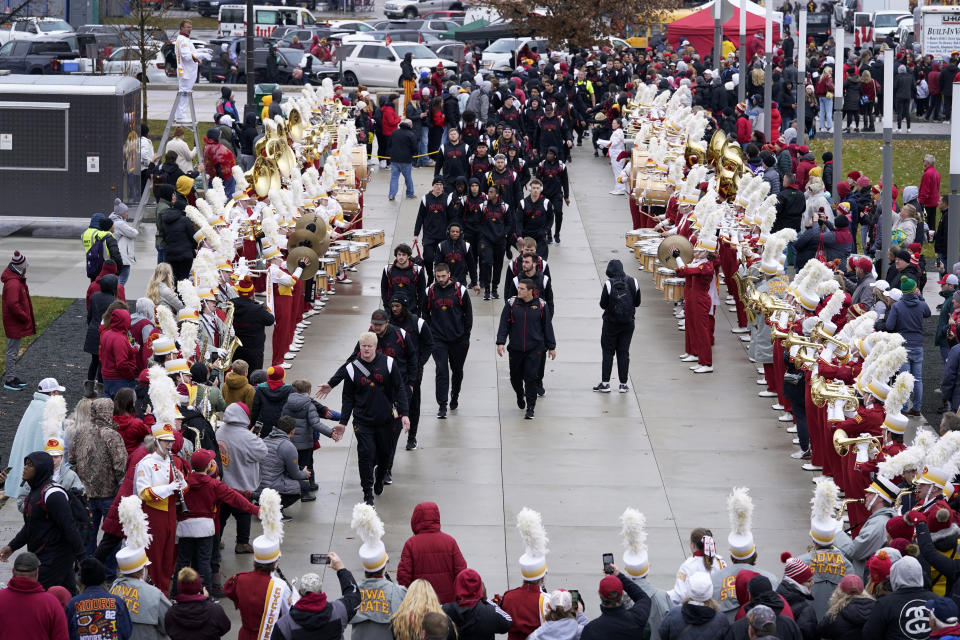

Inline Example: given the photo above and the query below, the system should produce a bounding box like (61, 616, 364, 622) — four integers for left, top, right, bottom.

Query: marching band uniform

(267, 251, 304, 366)
(836, 402, 886, 533)
(675, 255, 718, 370)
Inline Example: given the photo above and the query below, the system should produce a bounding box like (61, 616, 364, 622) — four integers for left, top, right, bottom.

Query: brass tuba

(288, 106, 305, 142)
(685, 139, 706, 168)
(251, 156, 281, 197)
(707, 129, 727, 168)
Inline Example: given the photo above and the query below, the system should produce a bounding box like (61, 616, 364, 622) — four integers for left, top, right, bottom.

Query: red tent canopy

(666, 5, 781, 59)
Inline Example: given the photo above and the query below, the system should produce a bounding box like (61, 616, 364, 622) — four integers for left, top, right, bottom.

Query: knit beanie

(867, 551, 893, 584)
(268, 366, 285, 382)
(781, 553, 814, 583)
(113, 197, 129, 217)
(900, 276, 917, 293)
(885, 515, 915, 540)
(9, 250, 27, 270)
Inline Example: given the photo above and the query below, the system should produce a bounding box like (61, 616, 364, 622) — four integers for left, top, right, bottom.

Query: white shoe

(326, 288, 336, 295)
(731, 327, 749, 334)
(313, 302, 326, 310)
(689, 365, 700, 370)
(756, 367, 764, 374)
(337, 278, 353, 284)
(297, 321, 311, 328)
(287, 346, 301, 353)
(748, 357, 757, 363)
(725, 296, 735, 304)
(284, 352, 297, 360)
(756, 378, 768, 385)
(676, 312, 685, 319)
(772, 403, 784, 411)
(739, 335, 751, 342)
(759, 390, 778, 397)
(778, 413, 793, 422)
(280, 362, 293, 369)
(609, 189, 626, 195)
(786, 426, 797, 433)
(802, 463, 822, 472)
(379, 160, 387, 169)
(791, 437, 800, 445)
(677, 325, 685, 331)
(681, 355, 699, 362)
(679, 353, 691, 359)
(693, 365, 714, 373)
(790, 449, 807, 459)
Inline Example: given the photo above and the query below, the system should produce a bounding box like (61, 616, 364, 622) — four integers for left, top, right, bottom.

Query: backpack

(85, 233, 106, 279)
(41, 482, 93, 543)
(609, 278, 634, 322)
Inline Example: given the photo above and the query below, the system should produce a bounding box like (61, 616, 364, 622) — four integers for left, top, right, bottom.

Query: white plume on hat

(760, 228, 796, 274)
(817, 289, 845, 327)
(351, 503, 388, 571)
(726, 487, 756, 560)
(156, 304, 179, 343)
(195, 198, 216, 223)
(811, 477, 841, 521)
(119, 495, 152, 550)
(232, 165, 249, 193)
(41, 395, 66, 442)
(179, 321, 198, 362)
(620, 508, 649, 577)
(517, 507, 549, 581)
(878, 437, 927, 478)
(258, 488, 284, 542)
(925, 432, 960, 469)
(884, 372, 914, 415)
(177, 279, 201, 312)
(148, 364, 179, 427)
(836, 310, 877, 345)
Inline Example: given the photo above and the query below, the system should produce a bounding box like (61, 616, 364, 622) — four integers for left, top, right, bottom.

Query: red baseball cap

(940, 274, 959, 286)
(599, 575, 623, 600)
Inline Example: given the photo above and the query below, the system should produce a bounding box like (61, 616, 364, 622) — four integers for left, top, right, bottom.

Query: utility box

(0, 75, 141, 219)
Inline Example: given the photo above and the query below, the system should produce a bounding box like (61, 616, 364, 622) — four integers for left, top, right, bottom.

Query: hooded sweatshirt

(100, 308, 139, 380)
(216, 402, 267, 492)
(442, 568, 513, 640)
(251, 382, 293, 435)
(163, 593, 232, 640)
(223, 371, 256, 407)
(600, 259, 641, 324)
(863, 556, 936, 640)
(886, 293, 932, 349)
(0, 575, 69, 640)
(396, 502, 468, 604)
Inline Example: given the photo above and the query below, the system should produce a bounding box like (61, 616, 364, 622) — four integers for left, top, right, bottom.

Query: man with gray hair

(272, 552, 361, 639)
(389, 119, 419, 202)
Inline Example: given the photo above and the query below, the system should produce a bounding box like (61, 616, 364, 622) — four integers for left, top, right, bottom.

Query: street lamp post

(948, 82, 960, 271)
(797, 10, 806, 145)
(879, 52, 894, 275)
(764, 0, 773, 137)
(833, 25, 844, 191)
(739, 0, 746, 103)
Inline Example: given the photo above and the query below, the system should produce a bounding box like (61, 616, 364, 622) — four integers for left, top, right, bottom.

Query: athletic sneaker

(406, 438, 418, 450)
(619, 383, 629, 393)
(593, 382, 611, 393)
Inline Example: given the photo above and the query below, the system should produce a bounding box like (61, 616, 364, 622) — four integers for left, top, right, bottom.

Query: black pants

(176, 535, 215, 591)
(280, 493, 301, 509)
(926, 205, 940, 231)
(408, 373, 423, 439)
(232, 344, 264, 373)
(297, 448, 315, 492)
(95, 532, 124, 568)
(421, 240, 440, 284)
(88, 354, 102, 382)
(844, 110, 860, 129)
(601, 321, 634, 384)
(355, 424, 395, 499)
(896, 98, 911, 128)
(929, 94, 943, 120)
(479, 239, 506, 290)
(219, 502, 252, 544)
(167, 258, 193, 282)
(509, 349, 542, 409)
(38, 550, 77, 595)
(434, 339, 469, 407)
(532, 232, 549, 260)
(551, 197, 564, 237)
(782, 377, 810, 451)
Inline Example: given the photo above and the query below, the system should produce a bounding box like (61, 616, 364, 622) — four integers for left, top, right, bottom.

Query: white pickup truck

(0, 17, 75, 45)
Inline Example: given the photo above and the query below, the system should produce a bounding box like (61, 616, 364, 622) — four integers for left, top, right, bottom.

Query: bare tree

(0, 1, 35, 28)
(481, 0, 677, 47)
(117, 0, 167, 120)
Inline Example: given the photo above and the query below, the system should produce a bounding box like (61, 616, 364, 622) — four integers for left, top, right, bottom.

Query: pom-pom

(727, 487, 753, 536)
(118, 495, 151, 549)
(780, 551, 793, 563)
(351, 503, 385, 546)
(619, 508, 647, 555)
(517, 507, 548, 558)
(258, 488, 283, 542)
(41, 395, 66, 441)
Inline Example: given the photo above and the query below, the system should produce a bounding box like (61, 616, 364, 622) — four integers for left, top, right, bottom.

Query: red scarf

(295, 592, 328, 612)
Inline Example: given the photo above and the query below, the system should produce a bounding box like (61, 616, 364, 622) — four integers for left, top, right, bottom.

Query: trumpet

(785, 333, 822, 355)
(810, 376, 859, 421)
(833, 428, 882, 459)
(771, 326, 791, 341)
(812, 322, 851, 363)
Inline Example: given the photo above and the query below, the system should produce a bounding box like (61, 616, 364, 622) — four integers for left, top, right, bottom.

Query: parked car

(198, 36, 276, 81)
(426, 41, 463, 59)
(419, 9, 465, 22)
(0, 38, 77, 73)
(274, 27, 341, 46)
(324, 19, 378, 32)
(252, 46, 340, 83)
(77, 24, 170, 44)
(873, 10, 910, 42)
(479, 37, 550, 73)
(383, 0, 464, 19)
(0, 17, 74, 45)
(101, 45, 168, 83)
(339, 41, 454, 86)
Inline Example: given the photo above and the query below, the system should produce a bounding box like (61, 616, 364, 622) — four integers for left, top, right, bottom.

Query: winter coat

(794, 224, 837, 270)
(818, 596, 875, 640)
(843, 77, 862, 113)
(180, 469, 258, 531)
(526, 614, 588, 640)
(251, 383, 293, 435)
(796, 155, 817, 191)
(943, 344, 960, 411)
(390, 122, 418, 163)
(258, 427, 307, 495)
(164, 595, 232, 640)
(282, 392, 334, 450)
(397, 501, 468, 604)
(894, 71, 915, 101)
(99, 308, 138, 381)
(271, 569, 361, 640)
(862, 564, 935, 640)
(66, 585, 133, 640)
(659, 603, 729, 639)
(885, 293, 932, 350)
(442, 95, 461, 131)
(443, 598, 514, 640)
(920, 165, 942, 207)
(109, 213, 139, 266)
(777, 578, 819, 640)
(216, 403, 267, 491)
(85, 261, 127, 310)
(84, 276, 117, 356)
(162, 204, 196, 263)
(8, 452, 85, 563)
(69, 404, 128, 499)
(380, 104, 400, 137)
(580, 573, 651, 640)
(725, 613, 803, 640)
(1, 265, 35, 339)
(4, 393, 49, 496)
(113, 413, 153, 455)
(202, 139, 236, 181)
(0, 576, 69, 640)
(222, 371, 256, 407)
(775, 185, 807, 232)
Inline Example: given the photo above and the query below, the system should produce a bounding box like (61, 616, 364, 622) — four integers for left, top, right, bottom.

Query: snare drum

(369, 229, 385, 247)
(663, 277, 685, 301)
(317, 273, 330, 290)
(634, 241, 644, 260)
(326, 249, 343, 270)
(335, 190, 360, 213)
(655, 267, 675, 291)
(354, 241, 370, 260)
(626, 229, 642, 248)
(640, 247, 658, 272)
(348, 243, 363, 264)
(319, 257, 337, 278)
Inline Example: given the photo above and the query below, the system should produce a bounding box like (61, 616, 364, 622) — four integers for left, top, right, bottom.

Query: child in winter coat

(164, 567, 232, 640)
(280, 379, 342, 502)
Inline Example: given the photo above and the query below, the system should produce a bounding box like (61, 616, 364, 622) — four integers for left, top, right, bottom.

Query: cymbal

(658, 235, 694, 270)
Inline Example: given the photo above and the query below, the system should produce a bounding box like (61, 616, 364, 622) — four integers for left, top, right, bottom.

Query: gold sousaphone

(288, 106, 305, 142)
(251, 156, 281, 198)
(657, 235, 694, 270)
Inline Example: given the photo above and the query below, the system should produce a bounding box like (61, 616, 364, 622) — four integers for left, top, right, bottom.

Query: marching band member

(266, 245, 307, 368)
(673, 203, 721, 374)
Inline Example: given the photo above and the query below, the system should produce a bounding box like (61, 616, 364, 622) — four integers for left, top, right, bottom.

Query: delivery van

(218, 5, 317, 38)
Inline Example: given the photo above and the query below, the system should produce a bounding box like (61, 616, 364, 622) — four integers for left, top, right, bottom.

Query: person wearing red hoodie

(202, 128, 236, 197)
(113, 387, 155, 455)
(769, 101, 782, 138)
(795, 147, 816, 191)
(397, 501, 468, 604)
(1, 250, 35, 391)
(0, 552, 68, 640)
(99, 308, 139, 398)
(176, 449, 259, 592)
(920, 154, 943, 231)
(378, 95, 401, 169)
(736, 102, 752, 145)
(85, 260, 127, 310)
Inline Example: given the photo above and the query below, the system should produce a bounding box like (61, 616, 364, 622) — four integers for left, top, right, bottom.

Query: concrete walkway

(0, 146, 871, 628)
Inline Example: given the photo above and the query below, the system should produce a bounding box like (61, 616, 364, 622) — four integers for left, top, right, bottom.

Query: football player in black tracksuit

(414, 178, 452, 284)
(446, 176, 468, 227)
(536, 147, 570, 244)
(594, 259, 642, 394)
(518, 178, 556, 260)
(469, 141, 493, 181)
(381, 243, 427, 314)
(496, 279, 556, 419)
(485, 154, 523, 212)
(323, 309, 418, 486)
(331, 333, 409, 506)
(497, 95, 523, 136)
(389, 292, 433, 451)
(435, 221, 477, 289)
(507, 237, 551, 281)
(423, 263, 473, 420)
(479, 184, 520, 301)
(433, 127, 470, 191)
(504, 252, 555, 397)
(535, 103, 572, 161)
(461, 177, 486, 253)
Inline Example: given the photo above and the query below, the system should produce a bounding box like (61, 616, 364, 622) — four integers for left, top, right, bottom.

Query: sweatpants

(433, 339, 469, 407)
(3, 337, 20, 383)
(175, 535, 215, 591)
(421, 240, 440, 284)
(219, 502, 252, 545)
(600, 321, 634, 384)
(38, 550, 77, 595)
(479, 239, 506, 290)
(355, 424, 396, 499)
(297, 448, 315, 492)
(509, 349, 542, 409)
(408, 374, 423, 439)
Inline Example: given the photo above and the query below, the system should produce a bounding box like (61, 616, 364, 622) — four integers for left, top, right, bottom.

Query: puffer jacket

(251, 383, 293, 435)
(164, 594, 232, 640)
(659, 603, 729, 639)
(258, 427, 307, 495)
(818, 597, 875, 640)
(202, 139, 236, 181)
(777, 578, 819, 640)
(282, 392, 334, 450)
(222, 371, 256, 407)
(84, 275, 117, 356)
(397, 502, 468, 604)
(99, 308, 138, 380)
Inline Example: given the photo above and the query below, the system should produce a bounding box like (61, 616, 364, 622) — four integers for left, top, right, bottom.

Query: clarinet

(173, 467, 189, 514)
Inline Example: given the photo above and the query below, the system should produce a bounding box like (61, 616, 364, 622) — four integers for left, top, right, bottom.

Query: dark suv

(0, 39, 77, 73)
